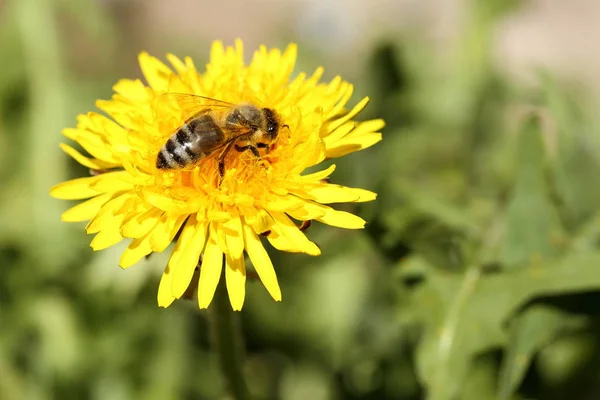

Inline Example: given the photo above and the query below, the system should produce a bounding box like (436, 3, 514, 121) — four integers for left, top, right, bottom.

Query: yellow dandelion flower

(50, 40, 384, 310)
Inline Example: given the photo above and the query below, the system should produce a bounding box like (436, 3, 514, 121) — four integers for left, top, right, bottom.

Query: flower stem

(209, 273, 250, 400)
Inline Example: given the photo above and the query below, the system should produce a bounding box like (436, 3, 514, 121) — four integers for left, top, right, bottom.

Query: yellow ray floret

(50, 39, 383, 310)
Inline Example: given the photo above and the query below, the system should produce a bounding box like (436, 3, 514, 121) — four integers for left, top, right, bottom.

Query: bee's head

(262, 108, 280, 141)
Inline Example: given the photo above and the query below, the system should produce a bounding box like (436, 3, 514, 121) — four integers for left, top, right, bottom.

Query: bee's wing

(159, 93, 236, 122)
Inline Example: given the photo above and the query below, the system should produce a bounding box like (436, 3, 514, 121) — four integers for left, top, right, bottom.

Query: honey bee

(155, 94, 285, 176)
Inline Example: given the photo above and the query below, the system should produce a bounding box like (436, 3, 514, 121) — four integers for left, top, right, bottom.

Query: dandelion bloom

(50, 40, 384, 310)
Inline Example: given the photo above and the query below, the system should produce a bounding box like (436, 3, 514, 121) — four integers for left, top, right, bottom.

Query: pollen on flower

(50, 39, 384, 311)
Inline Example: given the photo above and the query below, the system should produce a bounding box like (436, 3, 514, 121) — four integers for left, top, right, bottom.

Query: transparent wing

(161, 93, 256, 138)
(158, 93, 236, 122)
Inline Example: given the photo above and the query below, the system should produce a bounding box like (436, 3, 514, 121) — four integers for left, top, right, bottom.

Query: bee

(155, 94, 285, 177)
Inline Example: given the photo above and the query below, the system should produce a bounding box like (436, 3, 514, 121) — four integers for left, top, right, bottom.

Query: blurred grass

(3, 0, 600, 399)
(14, 0, 69, 270)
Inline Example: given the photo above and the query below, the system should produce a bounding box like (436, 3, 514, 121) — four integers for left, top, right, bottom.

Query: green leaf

(497, 305, 584, 399)
(500, 115, 564, 268)
(412, 251, 600, 400)
(385, 181, 482, 271)
(537, 331, 596, 388)
(459, 353, 499, 400)
(539, 73, 600, 229)
(392, 181, 479, 234)
(494, 113, 581, 399)
(413, 267, 487, 400)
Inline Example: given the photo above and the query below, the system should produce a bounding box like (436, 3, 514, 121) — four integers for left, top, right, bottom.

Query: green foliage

(3, 0, 600, 399)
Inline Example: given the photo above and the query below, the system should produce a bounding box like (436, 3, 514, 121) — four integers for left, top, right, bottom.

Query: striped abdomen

(156, 114, 225, 170)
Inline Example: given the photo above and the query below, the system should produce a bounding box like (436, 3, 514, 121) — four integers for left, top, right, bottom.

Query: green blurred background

(3, 0, 600, 399)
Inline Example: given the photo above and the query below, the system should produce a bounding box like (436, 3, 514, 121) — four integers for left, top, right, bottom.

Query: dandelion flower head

(50, 40, 384, 310)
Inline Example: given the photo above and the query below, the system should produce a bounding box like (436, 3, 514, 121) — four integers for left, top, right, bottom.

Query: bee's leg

(218, 158, 226, 178)
(217, 140, 238, 178)
(256, 142, 270, 151)
(234, 144, 260, 158)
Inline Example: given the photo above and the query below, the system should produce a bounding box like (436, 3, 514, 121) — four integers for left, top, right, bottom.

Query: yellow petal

(197, 231, 223, 309)
(263, 194, 305, 212)
(317, 207, 366, 229)
(323, 118, 384, 158)
(138, 52, 173, 92)
(265, 227, 302, 253)
(50, 176, 102, 200)
(141, 188, 200, 214)
(325, 132, 382, 158)
(207, 209, 233, 222)
(170, 215, 208, 299)
(225, 253, 246, 311)
(268, 212, 320, 256)
(288, 71, 307, 93)
(243, 208, 273, 234)
(90, 226, 123, 251)
(60, 143, 119, 170)
(308, 66, 325, 85)
(158, 264, 176, 308)
(242, 224, 281, 301)
(66, 126, 121, 164)
(321, 121, 355, 144)
(289, 184, 377, 204)
(121, 208, 163, 238)
(323, 118, 384, 145)
(113, 79, 149, 101)
(119, 232, 153, 269)
(183, 55, 196, 70)
(326, 96, 370, 132)
(210, 41, 225, 65)
(95, 100, 140, 131)
(70, 112, 130, 153)
(150, 213, 188, 252)
(351, 118, 386, 135)
(166, 53, 187, 73)
(315, 76, 342, 114)
(300, 164, 336, 182)
(325, 84, 354, 121)
(61, 193, 113, 222)
(215, 221, 229, 254)
(88, 171, 136, 193)
(279, 43, 298, 78)
(86, 192, 137, 234)
(223, 215, 244, 259)
(285, 200, 327, 221)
